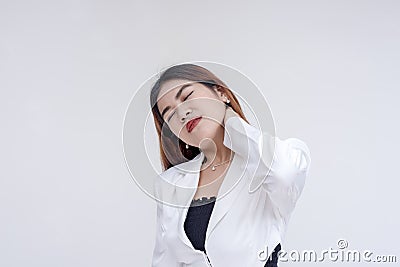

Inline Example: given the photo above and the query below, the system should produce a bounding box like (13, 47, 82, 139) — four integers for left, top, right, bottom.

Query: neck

(199, 129, 233, 169)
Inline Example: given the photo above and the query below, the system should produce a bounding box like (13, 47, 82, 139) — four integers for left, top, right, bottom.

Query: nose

(178, 106, 192, 123)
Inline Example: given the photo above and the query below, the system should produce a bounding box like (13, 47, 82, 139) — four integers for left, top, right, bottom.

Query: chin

(194, 125, 221, 143)
(181, 119, 223, 146)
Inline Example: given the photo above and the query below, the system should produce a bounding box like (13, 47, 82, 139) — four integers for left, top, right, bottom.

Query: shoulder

(156, 165, 183, 186)
(153, 165, 187, 207)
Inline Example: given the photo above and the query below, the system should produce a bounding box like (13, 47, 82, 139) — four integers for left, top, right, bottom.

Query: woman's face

(157, 79, 227, 147)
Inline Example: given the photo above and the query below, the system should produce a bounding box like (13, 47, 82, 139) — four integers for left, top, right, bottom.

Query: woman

(149, 63, 311, 266)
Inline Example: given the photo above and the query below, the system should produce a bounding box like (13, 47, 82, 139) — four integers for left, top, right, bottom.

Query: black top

(183, 196, 281, 266)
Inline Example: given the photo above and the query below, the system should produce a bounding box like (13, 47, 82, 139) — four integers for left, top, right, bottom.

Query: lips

(186, 117, 202, 132)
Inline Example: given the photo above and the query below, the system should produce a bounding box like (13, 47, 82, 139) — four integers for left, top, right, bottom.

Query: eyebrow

(160, 83, 193, 119)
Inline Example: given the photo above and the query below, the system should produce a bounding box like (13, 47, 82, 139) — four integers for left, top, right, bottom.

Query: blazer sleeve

(223, 116, 311, 219)
(151, 174, 183, 267)
(151, 176, 168, 267)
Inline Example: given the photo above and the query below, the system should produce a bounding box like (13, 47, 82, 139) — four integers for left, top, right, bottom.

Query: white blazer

(151, 116, 311, 267)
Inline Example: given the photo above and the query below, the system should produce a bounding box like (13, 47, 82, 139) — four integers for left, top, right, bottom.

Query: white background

(1, 0, 399, 266)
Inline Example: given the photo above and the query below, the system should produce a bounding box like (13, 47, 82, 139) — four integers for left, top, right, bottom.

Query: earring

(185, 143, 189, 149)
(226, 99, 230, 104)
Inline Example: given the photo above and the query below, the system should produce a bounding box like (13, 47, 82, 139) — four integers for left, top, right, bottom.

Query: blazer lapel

(173, 151, 206, 251)
(173, 150, 249, 251)
(206, 152, 248, 241)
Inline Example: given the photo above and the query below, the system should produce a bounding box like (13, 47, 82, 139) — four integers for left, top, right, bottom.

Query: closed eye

(167, 111, 175, 122)
(167, 91, 194, 122)
(185, 90, 194, 100)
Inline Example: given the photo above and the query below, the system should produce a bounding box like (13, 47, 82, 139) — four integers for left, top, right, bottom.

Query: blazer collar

(173, 151, 205, 176)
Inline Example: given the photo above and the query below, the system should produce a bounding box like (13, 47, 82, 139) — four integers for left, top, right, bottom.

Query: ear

(213, 85, 226, 100)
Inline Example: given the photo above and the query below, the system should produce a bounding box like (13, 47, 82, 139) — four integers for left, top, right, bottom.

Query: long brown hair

(150, 63, 249, 171)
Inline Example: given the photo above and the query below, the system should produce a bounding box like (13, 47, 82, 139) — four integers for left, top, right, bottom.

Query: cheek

(167, 122, 184, 138)
(200, 102, 226, 124)
(167, 120, 192, 142)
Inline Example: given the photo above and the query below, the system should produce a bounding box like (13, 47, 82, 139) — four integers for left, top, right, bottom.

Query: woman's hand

(223, 106, 239, 126)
